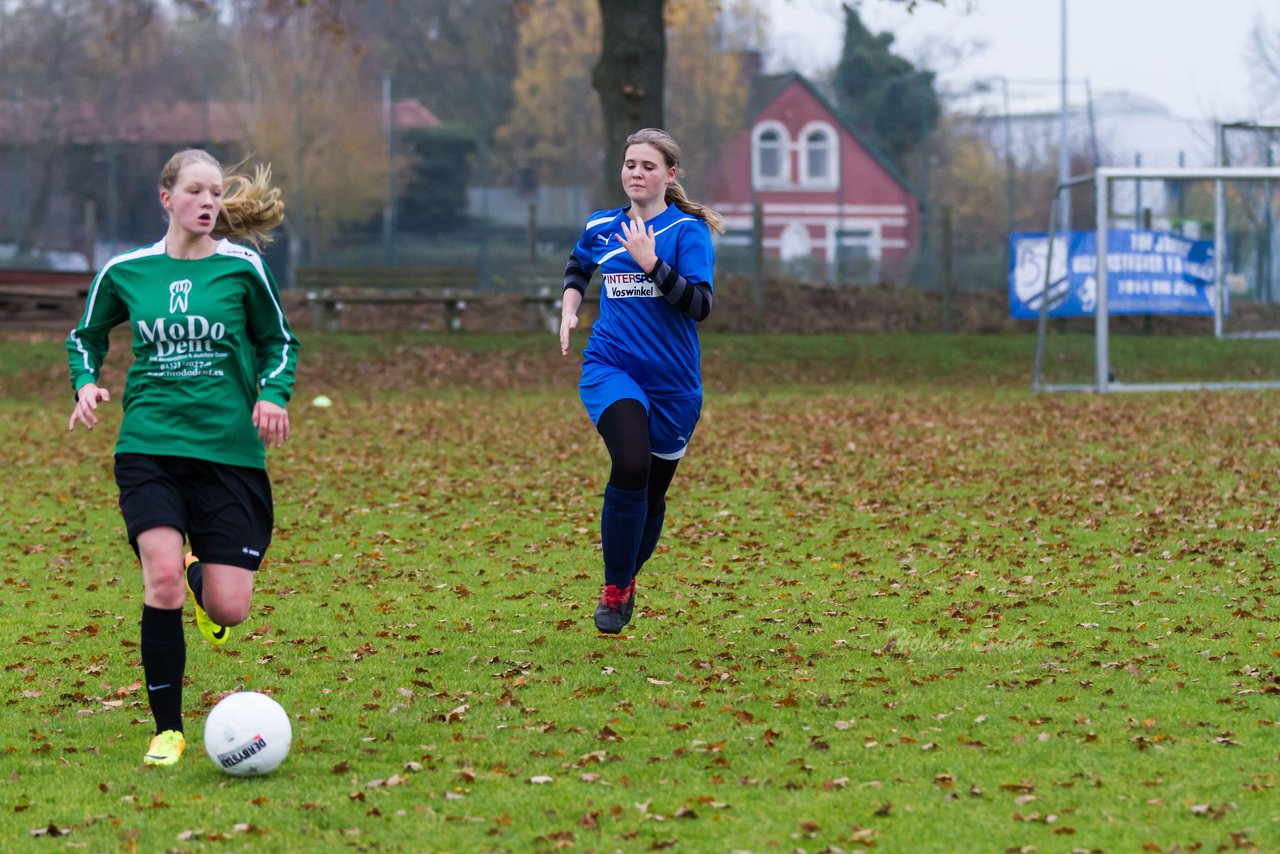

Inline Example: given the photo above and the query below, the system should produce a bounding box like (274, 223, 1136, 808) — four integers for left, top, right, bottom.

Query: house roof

(392, 99, 443, 129)
(750, 72, 921, 203)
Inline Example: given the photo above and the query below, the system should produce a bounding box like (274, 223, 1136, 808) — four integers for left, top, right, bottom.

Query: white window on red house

(752, 122, 790, 188)
(800, 123, 838, 188)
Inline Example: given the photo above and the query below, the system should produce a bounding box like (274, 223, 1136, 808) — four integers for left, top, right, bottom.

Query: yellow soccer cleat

(185, 553, 229, 646)
(143, 729, 186, 767)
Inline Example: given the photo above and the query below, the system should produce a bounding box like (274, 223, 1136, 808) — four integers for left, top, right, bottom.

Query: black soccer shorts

(114, 453, 274, 570)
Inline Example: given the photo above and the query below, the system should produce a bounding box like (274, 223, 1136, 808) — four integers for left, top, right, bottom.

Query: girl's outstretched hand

(560, 312, 578, 356)
(69, 383, 110, 431)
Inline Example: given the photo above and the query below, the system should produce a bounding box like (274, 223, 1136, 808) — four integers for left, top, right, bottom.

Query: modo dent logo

(169, 279, 193, 313)
(138, 314, 226, 358)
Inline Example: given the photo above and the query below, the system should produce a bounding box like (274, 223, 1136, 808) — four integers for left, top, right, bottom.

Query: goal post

(1032, 165, 1280, 393)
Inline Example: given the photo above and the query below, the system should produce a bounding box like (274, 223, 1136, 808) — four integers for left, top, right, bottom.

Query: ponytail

(217, 163, 285, 249)
(665, 180, 724, 235)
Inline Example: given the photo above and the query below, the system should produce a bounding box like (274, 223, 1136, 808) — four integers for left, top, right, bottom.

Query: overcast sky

(761, 0, 1279, 123)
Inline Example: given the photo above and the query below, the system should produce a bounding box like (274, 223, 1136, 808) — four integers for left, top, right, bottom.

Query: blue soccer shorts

(579, 361, 702, 460)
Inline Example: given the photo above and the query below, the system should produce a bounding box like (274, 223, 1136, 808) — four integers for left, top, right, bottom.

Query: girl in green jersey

(67, 149, 299, 767)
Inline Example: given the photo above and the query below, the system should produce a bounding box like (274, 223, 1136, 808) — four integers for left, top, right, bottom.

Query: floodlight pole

(1095, 170, 1109, 392)
(1214, 122, 1226, 338)
(1000, 76, 1015, 256)
(1058, 0, 1071, 232)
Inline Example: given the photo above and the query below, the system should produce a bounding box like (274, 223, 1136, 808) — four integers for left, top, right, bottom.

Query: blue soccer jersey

(570, 203, 715, 398)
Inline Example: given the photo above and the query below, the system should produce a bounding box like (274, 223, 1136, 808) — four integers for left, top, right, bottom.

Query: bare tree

(1250, 14, 1280, 111)
(345, 0, 522, 150)
(227, 7, 391, 264)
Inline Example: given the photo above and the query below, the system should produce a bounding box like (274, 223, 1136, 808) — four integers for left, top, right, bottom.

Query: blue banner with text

(1008, 229, 1220, 319)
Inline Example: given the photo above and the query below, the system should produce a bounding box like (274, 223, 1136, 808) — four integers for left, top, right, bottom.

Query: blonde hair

(625, 128, 724, 235)
(160, 149, 286, 248)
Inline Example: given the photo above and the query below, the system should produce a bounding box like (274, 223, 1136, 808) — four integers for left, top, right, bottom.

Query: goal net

(1028, 163, 1280, 392)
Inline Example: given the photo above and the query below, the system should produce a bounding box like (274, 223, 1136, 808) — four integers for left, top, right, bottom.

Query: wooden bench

(295, 266, 477, 292)
(298, 267, 588, 333)
(304, 286, 490, 333)
(517, 279, 571, 334)
(508, 276, 600, 334)
(297, 267, 481, 332)
(0, 271, 92, 328)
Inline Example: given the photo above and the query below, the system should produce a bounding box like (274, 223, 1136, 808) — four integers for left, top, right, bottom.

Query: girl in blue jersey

(560, 128, 722, 634)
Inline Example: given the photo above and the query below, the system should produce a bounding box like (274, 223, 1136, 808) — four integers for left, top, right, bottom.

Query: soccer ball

(203, 691, 292, 777)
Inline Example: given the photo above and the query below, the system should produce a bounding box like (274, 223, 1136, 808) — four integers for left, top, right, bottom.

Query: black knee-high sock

(601, 484, 647, 589)
(634, 510, 665, 580)
(635, 459, 677, 582)
(141, 605, 186, 734)
(186, 560, 204, 608)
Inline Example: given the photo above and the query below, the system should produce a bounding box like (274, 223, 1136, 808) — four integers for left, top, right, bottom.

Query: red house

(709, 73, 921, 283)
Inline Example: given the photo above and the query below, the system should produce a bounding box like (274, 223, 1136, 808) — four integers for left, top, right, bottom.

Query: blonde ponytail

(218, 163, 285, 248)
(665, 179, 724, 235)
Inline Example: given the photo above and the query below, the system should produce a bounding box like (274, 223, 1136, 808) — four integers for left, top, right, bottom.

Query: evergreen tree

(396, 127, 477, 234)
(832, 5, 940, 170)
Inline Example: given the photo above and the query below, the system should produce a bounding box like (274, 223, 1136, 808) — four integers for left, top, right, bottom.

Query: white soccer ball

(203, 691, 292, 777)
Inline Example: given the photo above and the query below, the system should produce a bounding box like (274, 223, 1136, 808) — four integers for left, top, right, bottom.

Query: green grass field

(4, 330, 1280, 852)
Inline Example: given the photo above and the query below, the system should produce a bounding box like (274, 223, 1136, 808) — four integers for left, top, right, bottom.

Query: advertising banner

(1009, 229, 1220, 319)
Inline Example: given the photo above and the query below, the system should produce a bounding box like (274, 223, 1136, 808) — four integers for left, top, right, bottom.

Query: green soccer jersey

(67, 238, 300, 469)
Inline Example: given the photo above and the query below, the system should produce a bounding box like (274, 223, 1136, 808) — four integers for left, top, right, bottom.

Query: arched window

(799, 123, 838, 188)
(752, 122, 790, 188)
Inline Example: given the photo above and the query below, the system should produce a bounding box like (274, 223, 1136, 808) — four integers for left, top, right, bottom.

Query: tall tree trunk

(592, 0, 665, 206)
(18, 95, 63, 257)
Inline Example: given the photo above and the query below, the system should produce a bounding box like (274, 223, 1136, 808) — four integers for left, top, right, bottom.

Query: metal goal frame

(1033, 165, 1280, 393)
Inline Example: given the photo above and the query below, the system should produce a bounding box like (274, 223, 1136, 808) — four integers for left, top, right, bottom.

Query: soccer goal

(1217, 121, 1280, 335)
(1030, 164, 1280, 393)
